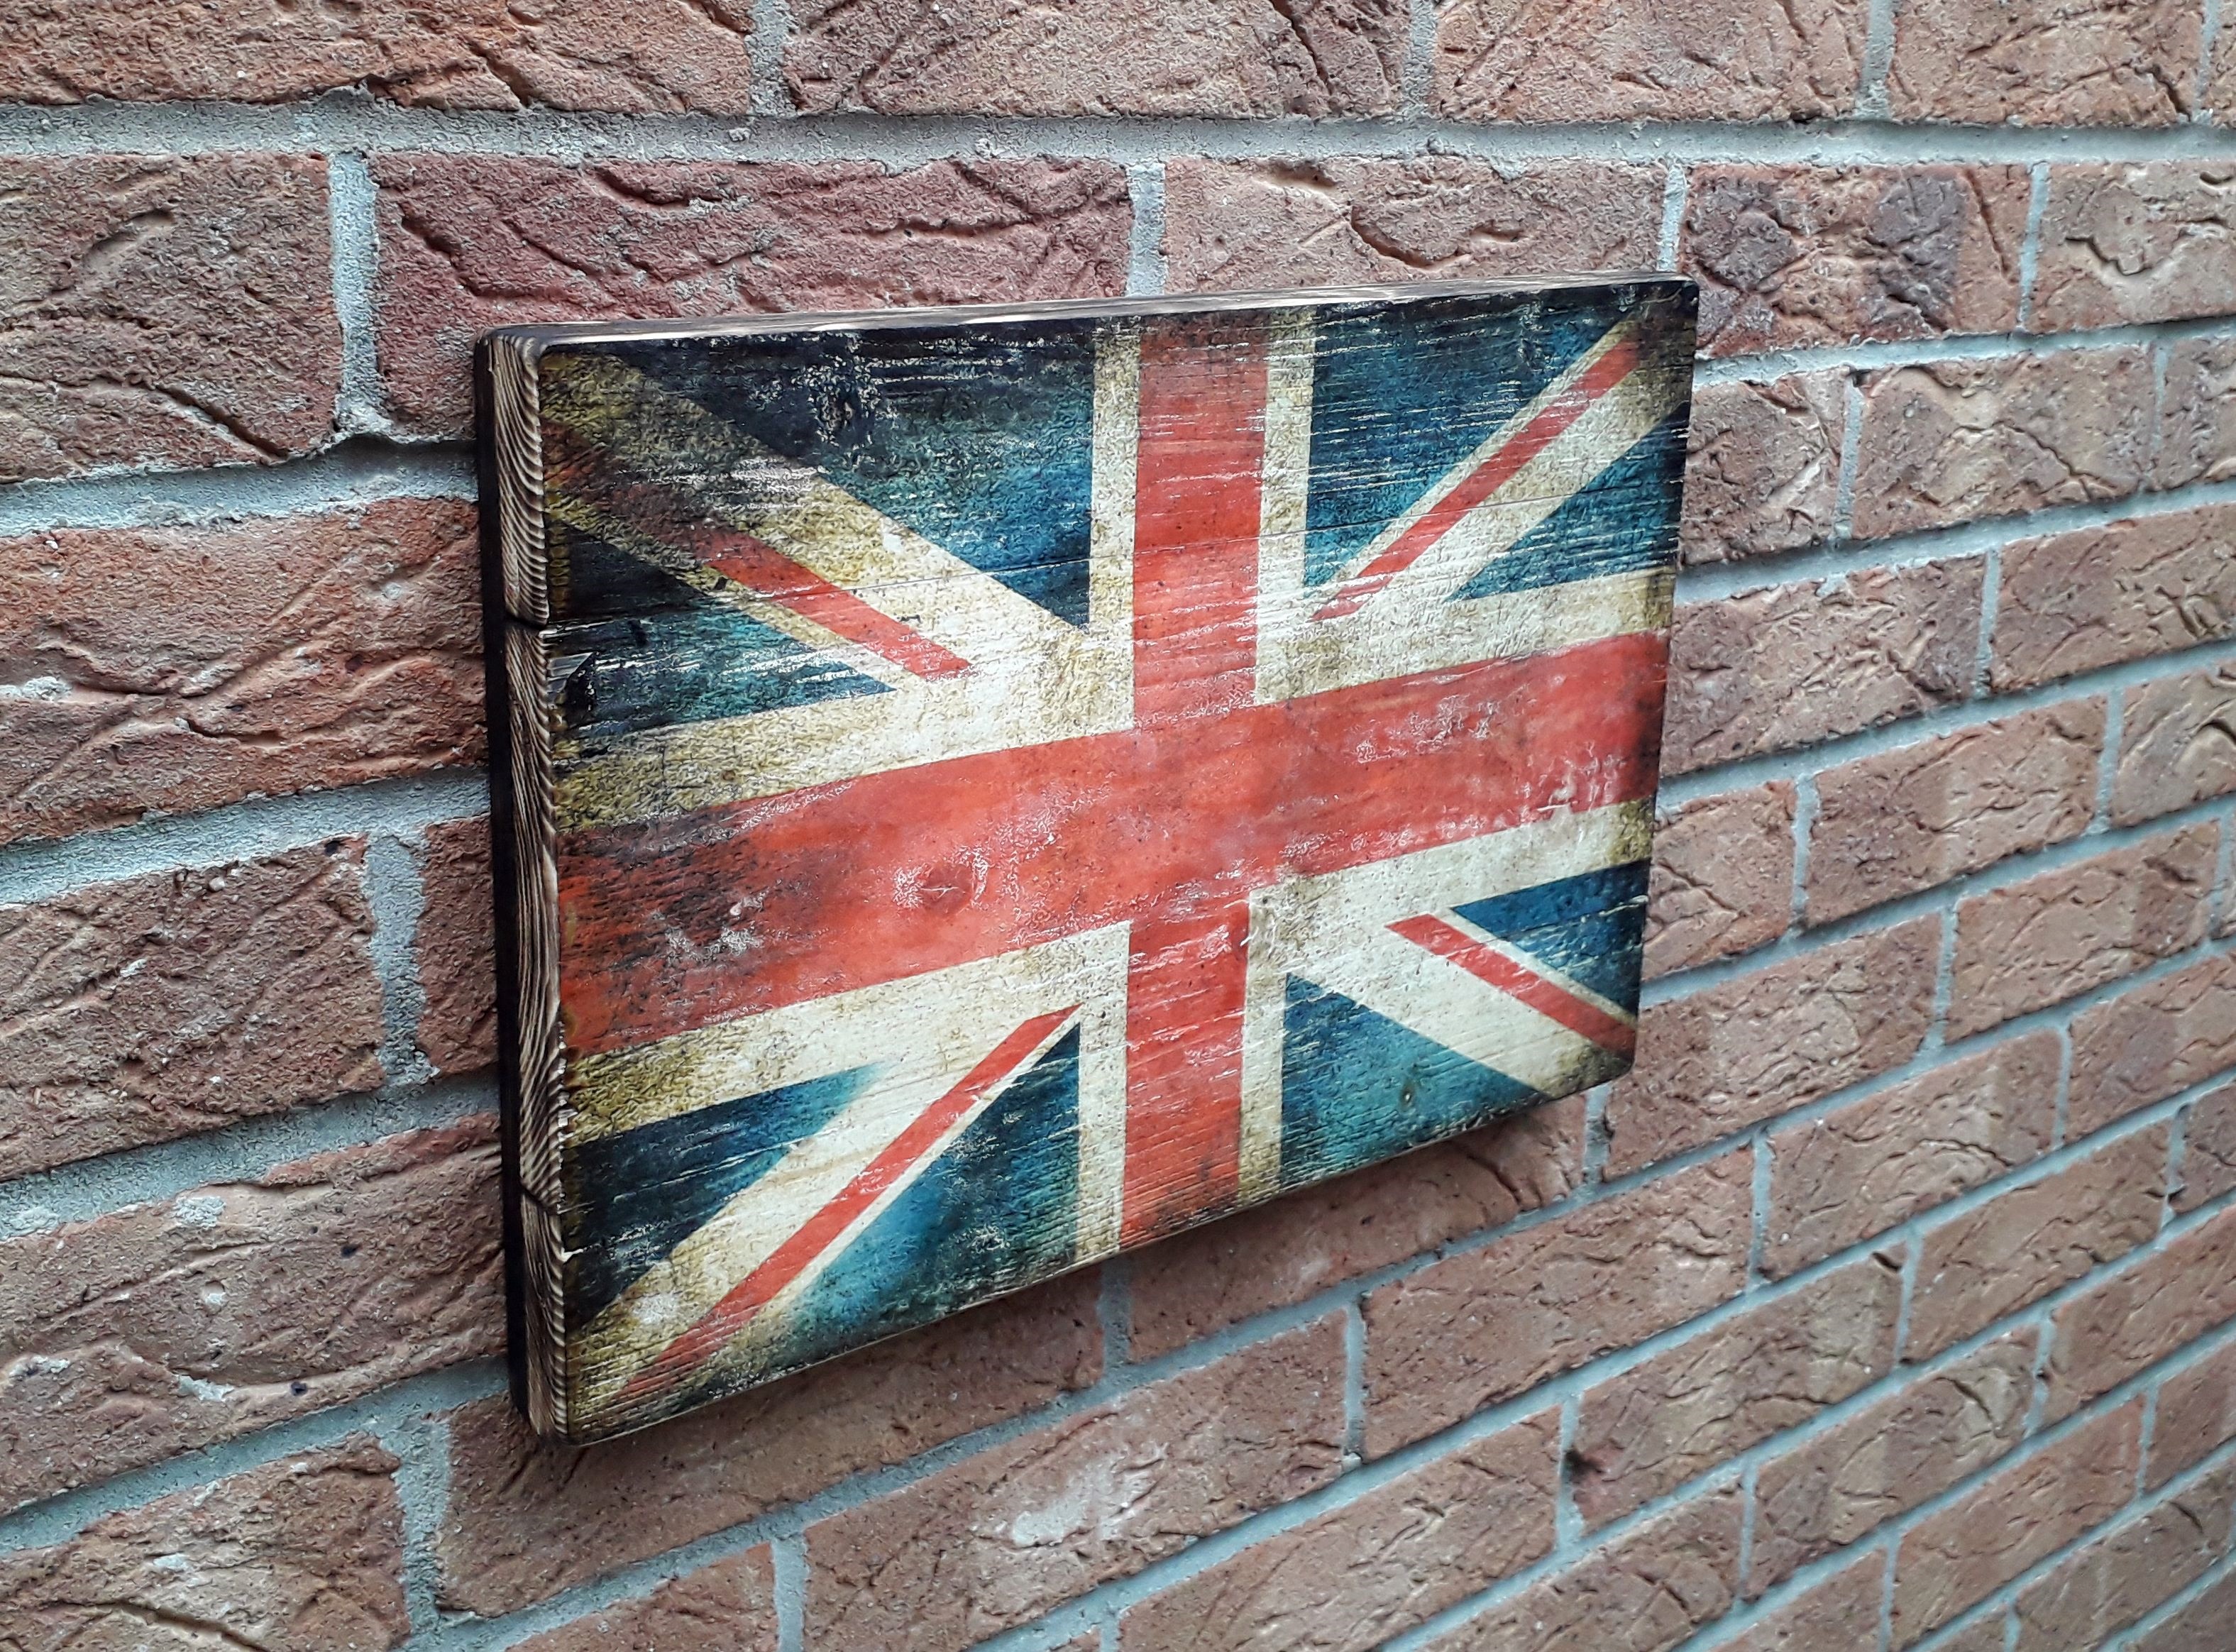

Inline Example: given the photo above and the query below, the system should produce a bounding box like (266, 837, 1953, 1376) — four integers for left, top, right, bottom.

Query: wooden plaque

(479, 277, 1697, 1441)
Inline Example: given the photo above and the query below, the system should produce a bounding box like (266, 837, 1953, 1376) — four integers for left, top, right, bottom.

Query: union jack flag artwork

(478, 277, 1697, 1442)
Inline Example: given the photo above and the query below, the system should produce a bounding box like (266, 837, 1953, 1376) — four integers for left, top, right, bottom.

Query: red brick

(1607, 919, 1940, 1175)
(0, 154, 337, 483)
(1643, 784, 1796, 980)
(788, 0, 1401, 115)
(1360, 1155, 1751, 1457)
(1662, 558, 1984, 775)
(2149, 1338, 2236, 1487)
(1887, 0, 2197, 125)
(0, 1118, 500, 1511)
(2113, 665, 2236, 827)
(0, 1437, 406, 1651)
(1750, 1331, 2038, 1592)
(373, 153, 1131, 436)
(2132, 1570, 2236, 1652)
(1682, 166, 2029, 358)
(1162, 157, 1665, 295)
(2069, 953, 2236, 1138)
(439, 1272, 1101, 1616)
(1890, 1402, 2145, 1647)
(1572, 1255, 1902, 1528)
(1992, 506, 2236, 692)
(0, 842, 385, 1180)
(1707, 1555, 1885, 1652)
(1905, 1124, 2169, 1362)
(1806, 701, 2106, 925)
(1418, 1488, 1744, 1652)
(515, 1549, 778, 1652)
(417, 816, 496, 1075)
(1432, 0, 1863, 121)
(1126, 1098, 1583, 1361)
(1949, 825, 2218, 1037)
(0, 0, 753, 110)
(1850, 348, 2154, 540)
(2015, 1460, 2236, 1651)
(804, 1320, 1345, 1652)
(2035, 165, 2236, 333)
(1764, 1034, 2061, 1279)
(1679, 374, 1848, 566)
(2177, 1079, 2236, 1214)
(1118, 1412, 1559, 1652)
(0, 501, 483, 849)
(2048, 1205, 2236, 1419)
(2157, 334, 2236, 489)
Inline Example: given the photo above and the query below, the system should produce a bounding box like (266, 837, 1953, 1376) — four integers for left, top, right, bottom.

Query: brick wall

(4, 4, 2236, 1649)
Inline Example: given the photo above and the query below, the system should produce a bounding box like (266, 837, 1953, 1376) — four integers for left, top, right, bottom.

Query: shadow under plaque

(478, 276, 1697, 1443)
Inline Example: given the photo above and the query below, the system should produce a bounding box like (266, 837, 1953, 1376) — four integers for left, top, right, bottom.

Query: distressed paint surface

(480, 280, 1697, 1442)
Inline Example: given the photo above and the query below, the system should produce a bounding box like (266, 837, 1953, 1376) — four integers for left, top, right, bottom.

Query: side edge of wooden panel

(487, 334, 552, 624)
(476, 336, 570, 1439)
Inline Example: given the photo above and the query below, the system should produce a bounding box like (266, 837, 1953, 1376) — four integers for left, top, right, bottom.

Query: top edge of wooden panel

(480, 275, 1697, 353)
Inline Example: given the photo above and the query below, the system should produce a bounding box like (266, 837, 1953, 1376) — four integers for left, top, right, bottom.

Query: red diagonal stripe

(1388, 913, 1636, 1057)
(1313, 335, 1642, 622)
(615, 1006, 1077, 1409)
(544, 419, 969, 681)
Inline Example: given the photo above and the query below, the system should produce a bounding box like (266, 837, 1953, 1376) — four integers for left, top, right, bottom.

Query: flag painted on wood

(480, 278, 1697, 1441)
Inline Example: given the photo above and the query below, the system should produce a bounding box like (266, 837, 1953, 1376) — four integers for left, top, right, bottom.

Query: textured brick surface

(1570, 1255, 1901, 1528)
(1662, 558, 1984, 774)
(2112, 665, 2236, 827)
(0, 501, 483, 849)
(1904, 1124, 2169, 1362)
(1890, 1402, 2144, 1647)
(1125, 1098, 1582, 1360)
(1849, 348, 2154, 540)
(0, 0, 755, 111)
(2035, 165, 2236, 332)
(1886, 0, 2198, 125)
(2013, 1460, 2236, 1652)
(0, 153, 338, 482)
(373, 153, 1132, 435)
(2049, 1206, 2236, 1418)
(1805, 701, 2106, 925)
(1682, 166, 2029, 357)
(2149, 1340, 2236, 1487)
(1162, 157, 1665, 294)
(2132, 1570, 2236, 1652)
(0, 1438, 406, 1652)
(803, 1321, 1346, 1652)
(1992, 505, 2236, 690)
(1418, 1489, 1744, 1652)
(2155, 335, 2236, 489)
(515, 1550, 779, 1652)
(2069, 952, 2236, 1138)
(0, 842, 384, 1180)
(1606, 919, 1941, 1174)
(1431, 0, 1864, 121)
(1643, 783, 1797, 980)
(1749, 1331, 2038, 1592)
(1947, 825, 2217, 1037)
(788, 0, 1401, 115)
(1360, 1155, 1751, 1457)
(2176, 1080, 2236, 1213)
(1116, 1413, 1558, 1652)
(416, 815, 497, 1075)
(1712, 1555, 1885, 1652)
(1678, 374, 1847, 566)
(439, 1273, 1101, 1617)
(0, 1119, 500, 1511)
(1763, 1034, 2061, 1278)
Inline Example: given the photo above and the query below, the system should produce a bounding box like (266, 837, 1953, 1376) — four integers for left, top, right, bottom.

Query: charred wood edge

(478, 331, 571, 1440)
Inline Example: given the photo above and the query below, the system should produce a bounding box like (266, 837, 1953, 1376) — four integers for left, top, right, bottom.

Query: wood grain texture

(478, 277, 1697, 1441)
